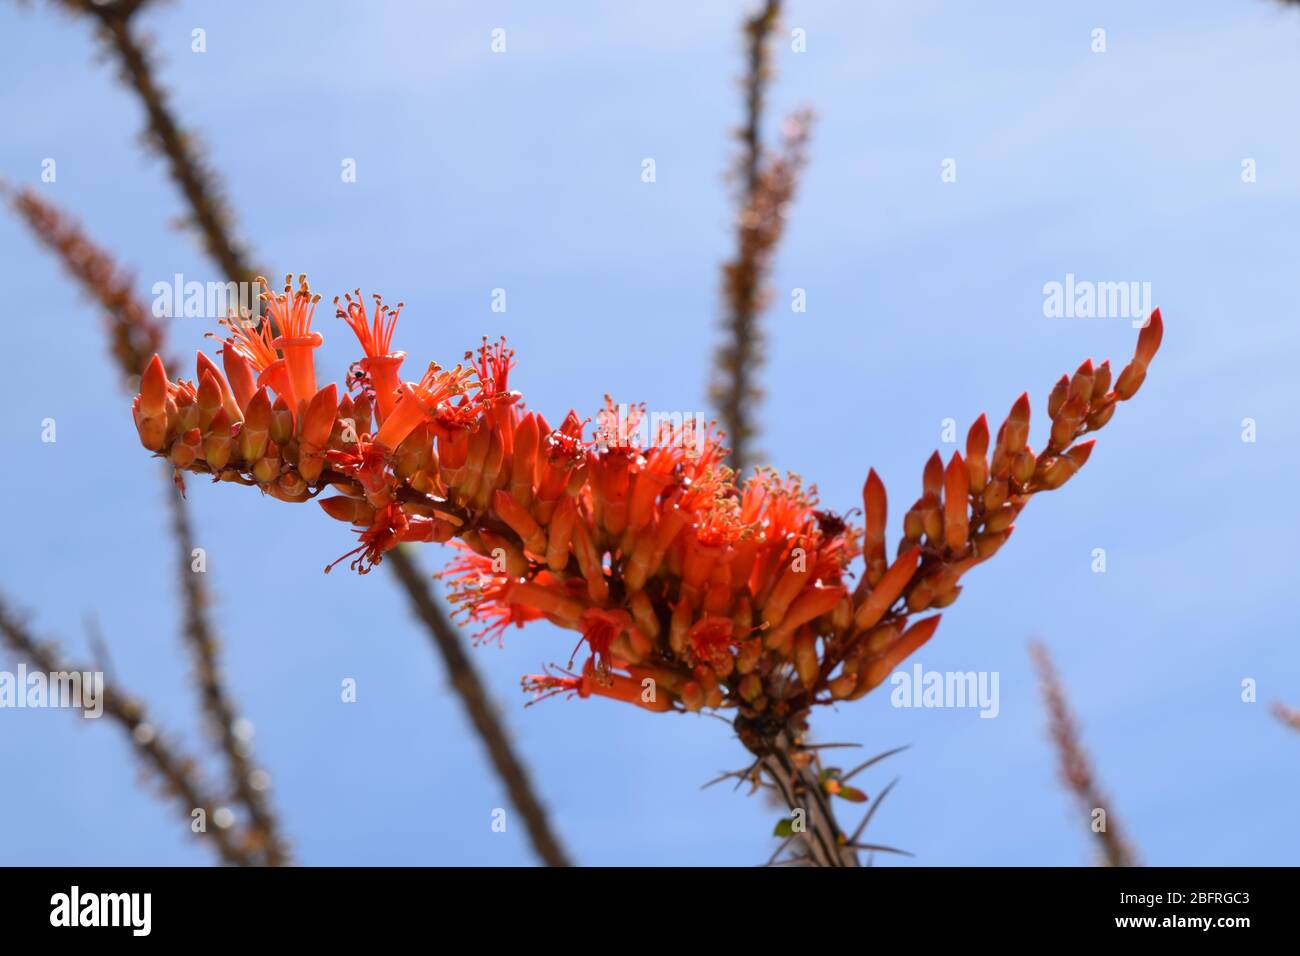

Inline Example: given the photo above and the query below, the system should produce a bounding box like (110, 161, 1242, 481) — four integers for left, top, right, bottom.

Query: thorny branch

(0, 598, 259, 866)
(1030, 641, 1140, 867)
(745, 727, 910, 868)
(58, 0, 257, 286)
(712, 0, 813, 474)
(758, 728, 860, 866)
(4, 185, 288, 864)
(166, 488, 290, 866)
(41, 0, 573, 867)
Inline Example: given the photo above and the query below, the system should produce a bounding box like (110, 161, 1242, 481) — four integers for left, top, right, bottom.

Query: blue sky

(1, 0, 1297, 866)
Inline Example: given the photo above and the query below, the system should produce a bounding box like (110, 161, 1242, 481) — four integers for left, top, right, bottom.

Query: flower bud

(238, 387, 271, 462)
(170, 427, 202, 469)
(829, 673, 857, 699)
(269, 395, 294, 447)
(794, 632, 819, 689)
(1047, 374, 1070, 420)
(203, 409, 233, 470)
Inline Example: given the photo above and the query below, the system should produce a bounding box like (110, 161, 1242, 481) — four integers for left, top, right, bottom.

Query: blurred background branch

(20, 0, 572, 866)
(0, 597, 260, 866)
(711, 0, 813, 474)
(1272, 702, 1300, 733)
(1031, 641, 1140, 867)
(57, 0, 257, 286)
(4, 184, 287, 864)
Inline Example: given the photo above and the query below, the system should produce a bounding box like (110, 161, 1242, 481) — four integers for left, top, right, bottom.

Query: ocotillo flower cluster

(131, 274, 1163, 750)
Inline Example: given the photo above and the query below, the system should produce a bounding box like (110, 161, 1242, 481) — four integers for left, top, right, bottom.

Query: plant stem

(753, 726, 859, 867)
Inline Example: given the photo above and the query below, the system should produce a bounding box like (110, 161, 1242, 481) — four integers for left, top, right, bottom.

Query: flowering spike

(126, 275, 1164, 727)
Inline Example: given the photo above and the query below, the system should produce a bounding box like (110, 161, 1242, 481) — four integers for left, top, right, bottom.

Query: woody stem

(758, 729, 859, 867)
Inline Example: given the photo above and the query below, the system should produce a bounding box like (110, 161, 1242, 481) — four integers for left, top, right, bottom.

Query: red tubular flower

(688, 615, 737, 670)
(336, 290, 405, 422)
(263, 274, 324, 413)
(473, 337, 520, 446)
(575, 607, 633, 677)
(522, 660, 670, 712)
(324, 501, 424, 574)
(373, 362, 476, 452)
(522, 666, 589, 705)
(217, 311, 298, 413)
(437, 546, 546, 645)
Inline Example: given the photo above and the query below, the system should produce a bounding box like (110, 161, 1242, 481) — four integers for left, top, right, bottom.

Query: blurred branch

(1272, 702, 1300, 733)
(1030, 641, 1140, 867)
(739, 0, 781, 195)
(56, 0, 257, 285)
(4, 186, 285, 864)
(37, 3, 576, 867)
(387, 547, 572, 867)
(0, 596, 258, 866)
(3, 183, 170, 381)
(711, 0, 813, 474)
(167, 487, 290, 865)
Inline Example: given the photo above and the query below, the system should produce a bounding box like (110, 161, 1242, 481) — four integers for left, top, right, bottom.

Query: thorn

(841, 745, 910, 783)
